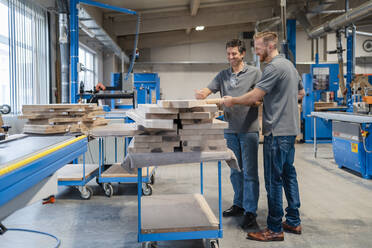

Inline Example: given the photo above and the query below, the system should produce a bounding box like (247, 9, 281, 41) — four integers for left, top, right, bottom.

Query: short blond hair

(254, 31, 278, 48)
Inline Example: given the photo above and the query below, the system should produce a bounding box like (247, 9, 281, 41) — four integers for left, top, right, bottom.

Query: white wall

(135, 41, 257, 100)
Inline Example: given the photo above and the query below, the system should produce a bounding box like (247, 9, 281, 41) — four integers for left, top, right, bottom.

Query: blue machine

(302, 63, 342, 143)
(333, 121, 372, 179)
(134, 73, 161, 105)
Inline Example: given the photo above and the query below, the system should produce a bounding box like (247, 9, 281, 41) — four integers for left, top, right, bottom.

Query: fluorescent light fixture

(195, 26, 205, 31)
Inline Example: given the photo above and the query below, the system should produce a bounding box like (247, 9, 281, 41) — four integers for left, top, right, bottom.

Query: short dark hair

(226, 39, 246, 53)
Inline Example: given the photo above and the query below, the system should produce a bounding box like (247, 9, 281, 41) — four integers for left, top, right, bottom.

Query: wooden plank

(137, 104, 179, 114)
(141, 194, 218, 234)
(181, 119, 228, 130)
(179, 112, 214, 120)
(57, 163, 98, 181)
(183, 145, 228, 152)
(132, 140, 180, 148)
(179, 104, 218, 113)
(22, 104, 96, 110)
(128, 141, 175, 153)
(48, 117, 83, 124)
(157, 99, 206, 108)
(126, 110, 175, 129)
(90, 123, 141, 137)
(182, 139, 226, 147)
(181, 119, 213, 125)
(23, 124, 69, 134)
(101, 163, 154, 178)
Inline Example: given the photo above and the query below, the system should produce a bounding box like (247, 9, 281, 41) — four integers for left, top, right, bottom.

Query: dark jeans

(263, 135, 301, 232)
(224, 132, 259, 214)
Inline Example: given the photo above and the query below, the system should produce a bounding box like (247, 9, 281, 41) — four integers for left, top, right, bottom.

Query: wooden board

(182, 119, 228, 130)
(179, 112, 214, 120)
(183, 145, 228, 152)
(141, 194, 218, 234)
(22, 104, 97, 110)
(182, 139, 226, 147)
(101, 163, 154, 178)
(179, 104, 218, 113)
(157, 100, 206, 108)
(137, 104, 179, 114)
(128, 140, 176, 153)
(126, 110, 175, 129)
(90, 123, 141, 137)
(181, 119, 213, 125)
(23, 124, 69, 134)
(57, 164, 99, 181)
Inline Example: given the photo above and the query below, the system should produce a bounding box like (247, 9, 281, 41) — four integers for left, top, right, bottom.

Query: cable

(5, 228, 61, 248)
(362, 137, 372, 153)
(124, 14, 141, 81)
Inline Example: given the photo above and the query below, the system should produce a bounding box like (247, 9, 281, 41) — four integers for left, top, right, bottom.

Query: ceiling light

(195, 26, 205, 31)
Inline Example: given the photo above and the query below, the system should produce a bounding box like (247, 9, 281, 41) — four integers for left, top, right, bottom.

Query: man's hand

(195, 89, 207, 99)
(223, 96, 234, 107)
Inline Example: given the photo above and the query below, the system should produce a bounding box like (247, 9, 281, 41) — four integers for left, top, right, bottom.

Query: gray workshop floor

(2, 143, 372, 248)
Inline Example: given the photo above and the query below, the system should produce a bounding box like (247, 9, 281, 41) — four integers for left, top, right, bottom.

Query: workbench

(0, 134, 87, 224)
(311, 111, 372, 178)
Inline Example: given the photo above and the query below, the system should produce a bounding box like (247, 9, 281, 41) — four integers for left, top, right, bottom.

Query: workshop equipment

(302, 63, 347, 143)
(0, 135, 88, 225)
(311, 112, 372, 179)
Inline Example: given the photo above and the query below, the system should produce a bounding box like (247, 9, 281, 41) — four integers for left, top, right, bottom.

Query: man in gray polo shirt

(195, 39, 262, 229)
(224, 32, 305, 241)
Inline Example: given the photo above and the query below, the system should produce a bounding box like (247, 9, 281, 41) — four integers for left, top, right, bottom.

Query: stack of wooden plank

(20, 104, 108, 134)
(126, 100, 228, 153)
(126, 104, 180, 153)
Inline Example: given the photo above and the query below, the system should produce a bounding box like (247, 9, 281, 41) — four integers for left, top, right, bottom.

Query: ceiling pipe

(308, 0, 372, 39)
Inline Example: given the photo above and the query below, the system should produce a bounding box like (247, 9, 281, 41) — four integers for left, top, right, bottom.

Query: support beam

(107, 4, 275, 36)
(118, 23, 254, 50)
(190, 0, 200, 16)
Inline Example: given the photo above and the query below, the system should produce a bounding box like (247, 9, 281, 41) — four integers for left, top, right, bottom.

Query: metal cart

(137, 160, 223, 248)
(90, 122, 156, 197)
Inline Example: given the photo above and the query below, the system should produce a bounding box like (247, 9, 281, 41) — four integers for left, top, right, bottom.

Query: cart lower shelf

(141, 193, 219, 234)
(102, 163, 154, 178)
(57, 164, 99, 181)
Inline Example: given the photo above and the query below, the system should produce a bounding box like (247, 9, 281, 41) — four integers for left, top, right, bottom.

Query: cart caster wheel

(204, 239, 219, 248)
(142, 183, 153, 196)
(103, 183, 114, 197)
(150, 174, 155, 185)
(80, 186, 93, 200)
(210, 240, 219, 248)
(141, 241, 157, 248)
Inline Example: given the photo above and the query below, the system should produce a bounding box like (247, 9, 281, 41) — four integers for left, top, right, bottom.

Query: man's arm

(223, 88, 266, 107)
(195, 88, 212, 99)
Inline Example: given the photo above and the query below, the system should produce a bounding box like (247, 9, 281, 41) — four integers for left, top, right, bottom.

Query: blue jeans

(224, 132, 259, 215)
(263, 135, 301, 232)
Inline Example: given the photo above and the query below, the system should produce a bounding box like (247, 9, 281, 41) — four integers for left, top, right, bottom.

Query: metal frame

(69, 0, 138, 103)
(0, 137, 87, 207)
(137, 161, 223, 244)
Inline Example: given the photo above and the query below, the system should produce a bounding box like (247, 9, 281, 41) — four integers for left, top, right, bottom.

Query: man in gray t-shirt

(195, 39, 261, 229)
(224, 32, 305, 242)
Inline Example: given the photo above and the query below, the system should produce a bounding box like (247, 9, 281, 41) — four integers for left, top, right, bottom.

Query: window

(0, 0, 49, 114)
(0, 1, 9, 106)
(79, 44, 96, 92)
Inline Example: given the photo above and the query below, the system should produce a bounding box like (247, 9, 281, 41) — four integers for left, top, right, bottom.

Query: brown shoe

(246, 228, 284, 242)
(282, 221, 302, 234)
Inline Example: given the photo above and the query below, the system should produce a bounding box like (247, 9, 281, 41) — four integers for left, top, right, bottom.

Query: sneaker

(241, 212, 258, 229)
(222, 205, 244, 217)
